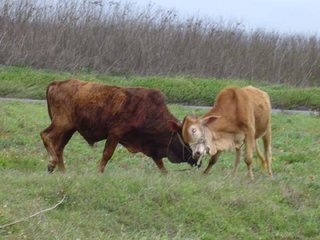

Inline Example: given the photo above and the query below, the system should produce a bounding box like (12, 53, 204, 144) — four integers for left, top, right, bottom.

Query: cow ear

(167, 120, 182, 132)
(201, 115, 220, 126)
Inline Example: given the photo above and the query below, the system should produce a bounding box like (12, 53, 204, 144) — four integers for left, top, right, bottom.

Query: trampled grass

(1, 66, 320, 109)
(0, 101, 319, 239)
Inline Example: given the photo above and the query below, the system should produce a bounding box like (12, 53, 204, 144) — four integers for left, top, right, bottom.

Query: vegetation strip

(1, 66, 320, 110)
(0, 97, 318, 116)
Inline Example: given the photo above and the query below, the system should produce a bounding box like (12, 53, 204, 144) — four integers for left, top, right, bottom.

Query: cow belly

(77, 127, 108, 145)
(119, 134, 160, 159)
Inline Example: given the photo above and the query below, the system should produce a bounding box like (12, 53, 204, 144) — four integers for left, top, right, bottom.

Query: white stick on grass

(0, 194, 66, 229)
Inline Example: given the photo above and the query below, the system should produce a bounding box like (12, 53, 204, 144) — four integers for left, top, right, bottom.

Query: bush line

(0, 0, 320, 86)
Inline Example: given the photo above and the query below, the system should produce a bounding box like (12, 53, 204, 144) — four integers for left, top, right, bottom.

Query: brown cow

(170, 86, 273, 179)
(40, 79, 197, 173)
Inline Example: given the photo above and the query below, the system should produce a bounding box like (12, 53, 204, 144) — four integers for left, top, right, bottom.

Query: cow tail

(46, 84, 53, 121)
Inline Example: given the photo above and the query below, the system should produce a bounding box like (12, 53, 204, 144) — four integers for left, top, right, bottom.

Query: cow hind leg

(244, 132, 255, 180)
(263, 127, 273, 177)
(41, 124, 57, 173)
(255, 140, 267, 170)
(232, 148, 241, 176)
(99, 137, 119, 173)
(54, 129, 74, 172)
(40, 124, 75, 173)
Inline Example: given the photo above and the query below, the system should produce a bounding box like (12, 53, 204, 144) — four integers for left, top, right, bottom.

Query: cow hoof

(98, 166, 105, 173)
(161, 169, 169, 175)
(48, 165, 55, 173)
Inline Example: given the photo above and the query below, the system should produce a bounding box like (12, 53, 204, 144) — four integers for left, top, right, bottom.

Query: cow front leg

(203, 151, 221, 175)
(152, 158, 168, 174)
(99, 138, 118, 173)
(232, 148, 241, 175)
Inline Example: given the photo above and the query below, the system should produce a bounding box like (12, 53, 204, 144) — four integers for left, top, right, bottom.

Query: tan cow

(169, 86, 273, 179)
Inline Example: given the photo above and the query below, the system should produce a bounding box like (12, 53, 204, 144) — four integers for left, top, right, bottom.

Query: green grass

(0, 101, 320, 239)
(1, 65, 320, 109)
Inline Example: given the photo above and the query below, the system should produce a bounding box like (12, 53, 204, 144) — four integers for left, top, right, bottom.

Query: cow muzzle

(191, 143, 207, 167)
(192, 152, 202, 166)
(193, 151, 201, 160)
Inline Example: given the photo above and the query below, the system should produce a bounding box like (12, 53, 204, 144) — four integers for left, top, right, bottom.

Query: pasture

(0, 100, 319, 239)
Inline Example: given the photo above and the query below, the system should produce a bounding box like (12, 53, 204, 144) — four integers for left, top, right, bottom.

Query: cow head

(174, 115, 220, 166)
(167, 120, 198, 167)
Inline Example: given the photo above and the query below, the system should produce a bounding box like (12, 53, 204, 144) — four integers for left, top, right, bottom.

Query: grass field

(1, 66, 320, 109)
(0, 101, 319, 239)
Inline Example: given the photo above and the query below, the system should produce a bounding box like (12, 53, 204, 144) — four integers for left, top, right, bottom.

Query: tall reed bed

(0, 0, 319, 86)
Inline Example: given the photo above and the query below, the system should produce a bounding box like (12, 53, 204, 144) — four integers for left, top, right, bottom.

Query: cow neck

(162, 114, 189, 155)
(206, 105, 222, 117)
(202, 107, 238, 154)
(166, 130, 191, 159)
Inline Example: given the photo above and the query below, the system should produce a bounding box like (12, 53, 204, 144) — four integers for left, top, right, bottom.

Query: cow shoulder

(125, 87, 166, 110)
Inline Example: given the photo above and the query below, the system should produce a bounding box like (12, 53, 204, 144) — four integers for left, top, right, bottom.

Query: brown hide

(181, 86, 273, 178)
(40, 79, 196, 173)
